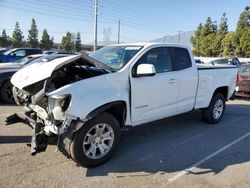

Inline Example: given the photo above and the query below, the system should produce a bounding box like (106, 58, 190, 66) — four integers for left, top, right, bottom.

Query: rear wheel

(202, 93, 226, 124)
(0, 80, 15, 104)
(70, 112, 121, 167)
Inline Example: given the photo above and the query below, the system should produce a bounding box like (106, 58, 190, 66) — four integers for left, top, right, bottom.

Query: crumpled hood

(11, 55, 81, 89)
(11, 54, 111, 89)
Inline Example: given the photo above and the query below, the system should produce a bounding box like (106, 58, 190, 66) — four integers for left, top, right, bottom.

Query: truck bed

(195, 64, 238, 109)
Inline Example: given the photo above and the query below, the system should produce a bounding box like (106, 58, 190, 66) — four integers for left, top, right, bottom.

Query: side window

(26, 50, 33, 55)
(136, 47, 173, 73)
(171, 47, 192, 70)
(26, 50, 35, 55)
(13, 49, 26, 57)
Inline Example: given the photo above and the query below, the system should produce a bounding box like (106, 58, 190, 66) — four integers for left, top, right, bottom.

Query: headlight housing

(48, 94, 71, 121)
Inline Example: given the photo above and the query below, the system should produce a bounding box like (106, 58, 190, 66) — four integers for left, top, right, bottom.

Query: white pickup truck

(8, 43, 238, 167)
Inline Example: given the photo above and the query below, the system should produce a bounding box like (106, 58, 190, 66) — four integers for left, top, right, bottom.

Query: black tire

(70, 112, 121, 167)
(0, 80, 15, 104)
(202, 93, 226, 124)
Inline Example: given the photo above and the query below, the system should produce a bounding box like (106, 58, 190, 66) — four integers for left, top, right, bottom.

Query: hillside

(150, 31, 194, 49)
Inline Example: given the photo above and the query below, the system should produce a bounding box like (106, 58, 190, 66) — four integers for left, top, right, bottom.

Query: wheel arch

(213, 86, 228, 100)
(86, 101, 127, 127)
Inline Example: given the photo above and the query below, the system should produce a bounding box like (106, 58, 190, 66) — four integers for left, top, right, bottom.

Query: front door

(130, 47, 179, 124)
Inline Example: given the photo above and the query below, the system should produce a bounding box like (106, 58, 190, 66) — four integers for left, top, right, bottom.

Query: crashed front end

(6, 55, 110, 155)
(9, 83, 72, 154)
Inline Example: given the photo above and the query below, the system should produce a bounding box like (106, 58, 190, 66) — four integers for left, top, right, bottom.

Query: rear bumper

(235, 92, 250, 98)
(236, 86, 250, 98)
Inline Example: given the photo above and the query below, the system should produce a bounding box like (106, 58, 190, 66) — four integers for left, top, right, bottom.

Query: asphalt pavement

(0, 99, 250, 188)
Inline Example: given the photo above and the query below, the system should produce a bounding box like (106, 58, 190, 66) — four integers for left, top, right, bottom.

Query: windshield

(3, 49, 16, 55)
(13, 55, 42, 65)
(14, 56, 34, 64)
(239, 65, 250, 74)
(210, 59, 229, 64)
(90, 45, 143, 71)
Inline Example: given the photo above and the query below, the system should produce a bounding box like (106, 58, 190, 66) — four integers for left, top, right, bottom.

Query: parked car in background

(194, 57, 204, 64)
(43, 51, 77, 55)
(209, 57, 241, 67)
(0, 48, 42, 63)
(0, 54, 71, 104)
(43, 50, 55, 55)
(236, 64, 250, 98)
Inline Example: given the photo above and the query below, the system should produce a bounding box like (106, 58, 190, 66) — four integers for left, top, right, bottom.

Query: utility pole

(93, 0, 98, 51)
(177, 31, 182, 44)
(118, 20, 120, 44)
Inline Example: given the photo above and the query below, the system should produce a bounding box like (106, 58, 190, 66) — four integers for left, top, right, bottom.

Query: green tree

(27, 18, 39, 48)
(200, 33, 217, 56)
(0, 29, 12, 47)
(201, 17, 217, 37)
(40, 29, 53, 50)
(235, 6, 250, 56)
(222, 32, 236, 56)
(191, 23, 203, 56)
(60, 32, 74, 52)
(12, 22, 24, 47)
(75, 32, 82, 52)
(236, 6, 250, 33)
(239, 29, 250, 57)
(214, 13, 228, 56)
(191, 17, 218, 56)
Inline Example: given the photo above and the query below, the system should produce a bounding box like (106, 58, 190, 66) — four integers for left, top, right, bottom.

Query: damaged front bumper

(6, 111, 49, 155)
(6, 87, 76, 156)
(6, 107, 75, 156)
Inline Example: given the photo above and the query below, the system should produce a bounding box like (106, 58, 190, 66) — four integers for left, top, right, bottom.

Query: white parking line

(167, 131, 250, 184)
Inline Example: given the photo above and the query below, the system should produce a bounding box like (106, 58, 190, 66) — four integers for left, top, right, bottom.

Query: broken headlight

(48, 94, 71, 121)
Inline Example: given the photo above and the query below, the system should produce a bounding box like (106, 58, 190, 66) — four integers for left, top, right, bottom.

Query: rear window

(171, 47, 192, 70)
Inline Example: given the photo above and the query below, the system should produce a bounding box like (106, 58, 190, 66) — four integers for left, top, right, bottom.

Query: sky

(0, 0, 249, 44)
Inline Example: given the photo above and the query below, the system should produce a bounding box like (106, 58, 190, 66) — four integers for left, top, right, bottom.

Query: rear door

(130, 47, 179, 124)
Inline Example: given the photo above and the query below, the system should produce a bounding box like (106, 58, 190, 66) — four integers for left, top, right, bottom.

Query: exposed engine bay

(16, 58, 109, 103)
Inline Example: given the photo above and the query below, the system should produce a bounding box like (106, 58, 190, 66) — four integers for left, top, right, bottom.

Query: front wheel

(202, 93, 226, 124)
(70, 112, 121, 167)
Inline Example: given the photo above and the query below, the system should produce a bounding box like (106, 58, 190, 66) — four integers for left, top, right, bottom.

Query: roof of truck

(109, 42, 189, 49)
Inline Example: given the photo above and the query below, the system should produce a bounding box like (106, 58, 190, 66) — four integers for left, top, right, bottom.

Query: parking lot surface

(0, 99, 250, 188)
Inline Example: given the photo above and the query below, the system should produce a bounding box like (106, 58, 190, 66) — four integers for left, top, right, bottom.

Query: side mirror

(136, 64, 156, 77)
(10, 53, 16, 56)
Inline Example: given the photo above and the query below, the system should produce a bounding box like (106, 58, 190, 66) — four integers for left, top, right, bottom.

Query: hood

(0, 63, 23, 73)
(11, 54, 111, 89)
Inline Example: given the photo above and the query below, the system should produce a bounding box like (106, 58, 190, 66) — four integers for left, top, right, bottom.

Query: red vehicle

(236, 64, 250, 98)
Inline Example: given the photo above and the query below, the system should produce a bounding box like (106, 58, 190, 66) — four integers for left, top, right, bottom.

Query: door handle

(168, 79, 177, 84)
